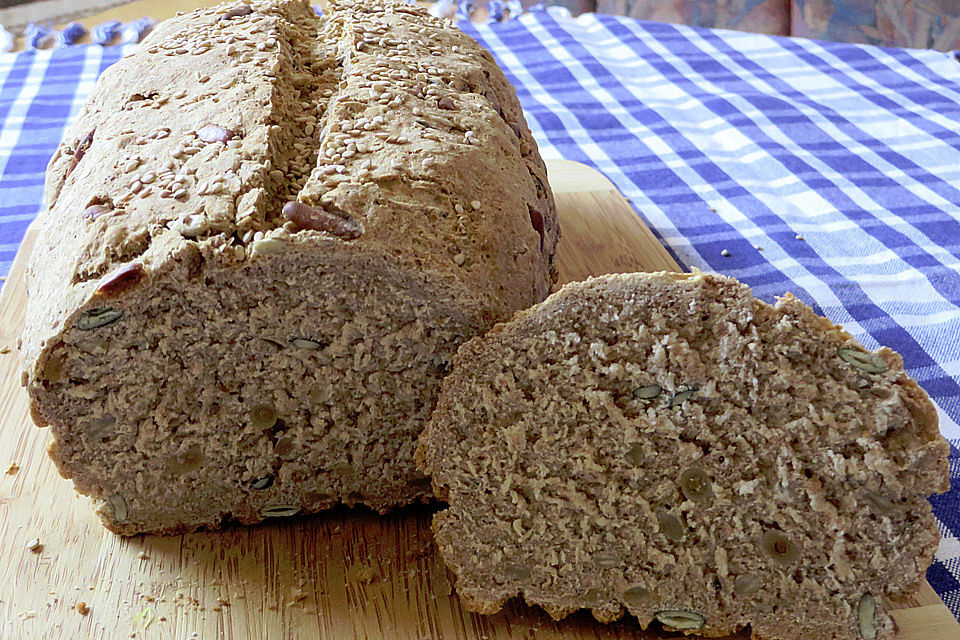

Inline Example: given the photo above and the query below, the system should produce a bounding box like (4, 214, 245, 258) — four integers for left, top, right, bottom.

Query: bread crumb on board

(6, 461, 19, 475)
(76, 601, 90, 616)
(27, 537, 43, 553)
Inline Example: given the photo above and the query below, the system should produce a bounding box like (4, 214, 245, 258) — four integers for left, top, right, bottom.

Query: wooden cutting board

(0, 159, 956, 640)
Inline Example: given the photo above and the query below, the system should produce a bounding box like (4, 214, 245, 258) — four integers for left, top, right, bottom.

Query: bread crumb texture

(21, 0, 557, 535)
(417, 272, 950, 640)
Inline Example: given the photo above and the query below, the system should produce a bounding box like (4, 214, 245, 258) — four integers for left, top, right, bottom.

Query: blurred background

(557, 0, 960, 50)
(2, 0, 959, 51)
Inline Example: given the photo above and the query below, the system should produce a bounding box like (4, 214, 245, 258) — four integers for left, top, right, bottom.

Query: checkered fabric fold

(0, 6, 958, 619)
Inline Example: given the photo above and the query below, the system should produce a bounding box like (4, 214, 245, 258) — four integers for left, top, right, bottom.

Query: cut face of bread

(417, 272, 950, 640)
(31, 245, 490, 534)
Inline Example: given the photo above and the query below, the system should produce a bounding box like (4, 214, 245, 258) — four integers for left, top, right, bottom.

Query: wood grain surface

(0, 159, 956, 640)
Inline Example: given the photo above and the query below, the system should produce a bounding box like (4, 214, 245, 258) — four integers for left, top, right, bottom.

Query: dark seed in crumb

(632, 384, 661, 399)
(860, 491, 894, 515)
(76, 307, 123, 330)
(733, 574, 760, 595)
(261, 505, 300, 518)
(656, 610, 705, 630)
(625, 443, 644, 466)
(501, 563, 530, 581)
(249, 404, 277, 430)
(657, 511, 685, 541)
(837, 347, 887, 374)
(290, 338, 324, 350)
(622, 585, 650, 607)
(108, 493, 128, 523)
(251, 475, 274, 490)
(858, 593, 877, 640)
(679, 467, 713, 503)
(668, 386, 698, 407)
(593, 551, 620, 568)
(761, 530, 799, 563)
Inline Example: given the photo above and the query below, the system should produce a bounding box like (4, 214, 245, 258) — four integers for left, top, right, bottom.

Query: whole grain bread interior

(22, 0, 558, 535)
(417, 272, 949, 640)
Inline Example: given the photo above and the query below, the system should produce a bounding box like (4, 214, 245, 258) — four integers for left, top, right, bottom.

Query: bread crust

(22, 0, 558, 534)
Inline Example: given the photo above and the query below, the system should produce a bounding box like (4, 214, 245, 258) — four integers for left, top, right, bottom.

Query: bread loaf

(417, 272, 949, 640)
(22, 0, 558, 535)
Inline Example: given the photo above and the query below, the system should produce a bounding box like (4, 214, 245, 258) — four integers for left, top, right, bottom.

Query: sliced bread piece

(417, 272, 949, 640)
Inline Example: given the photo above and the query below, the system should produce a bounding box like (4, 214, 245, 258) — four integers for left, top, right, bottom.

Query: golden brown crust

(23, 0, 558, 535)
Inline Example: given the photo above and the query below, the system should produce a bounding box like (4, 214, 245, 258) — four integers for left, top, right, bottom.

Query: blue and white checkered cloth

(1, 6, 960, 620)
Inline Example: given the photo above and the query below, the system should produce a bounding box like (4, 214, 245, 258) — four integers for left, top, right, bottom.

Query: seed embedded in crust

(75, 130, 94, 162)
(282, 201, 361, 239)
(733, 574, 760, 595)
(96, 263, 145, 297)
(222, 5, 253, 19)
(251, 475, 274, 490)
(68, 130, 95, 176)
(837, 347, 887, 374)
(76, 307, 123, 330)
(501, 563, 530, 581)
(251, 237, 286, 256)
(858, 593, 877, 640)
(527, 204, 545, 250)
(761, 530, 799, 563)
(437, 96, 455, 110)
(83, 204, 113, 221)
(625, 443, 644, 466)
(197, 124, 235, 144)
(108, 493, 128, 523)
(657, 511, 685, 541)
(679, 467, 713, 503)
(250, 404, 277, 430)
(261, 505, 300, 518)
(655, 610, 705, 630)
(632, 384, 662, 399)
